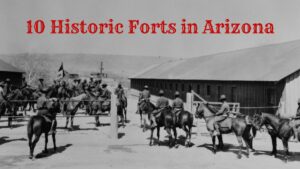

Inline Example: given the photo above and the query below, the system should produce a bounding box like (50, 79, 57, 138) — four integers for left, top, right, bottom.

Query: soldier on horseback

(3, 78, 12, 96)
(138, 85, 151, 113)
(172, 91, 184, 124)
(37, 90, 55, 134)
(99, 83, 111, 111)
(152, 90, 169, 128)
(213, 94, 230, 136)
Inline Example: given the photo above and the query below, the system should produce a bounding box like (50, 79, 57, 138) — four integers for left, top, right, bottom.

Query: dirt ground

(1, 95, 300, 169)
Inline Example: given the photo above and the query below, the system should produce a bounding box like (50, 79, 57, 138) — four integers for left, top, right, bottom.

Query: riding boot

(293, 126, 299, 142)
(151, 114, 157, 128)
(213, 123, 220, 136)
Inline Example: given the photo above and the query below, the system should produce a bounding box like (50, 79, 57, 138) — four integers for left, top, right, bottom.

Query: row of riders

(3, 77, 300, 162)
(138, 85, 300, 162)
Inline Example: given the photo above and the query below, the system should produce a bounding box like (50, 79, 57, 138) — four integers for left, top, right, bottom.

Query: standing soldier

(3, 78, 12, 97)
(213, 94, 230, 136)
(152, 90, 169, 128)
(172, 91, 184, 124)
(291, 98, 300, 142)
(114, 83, 127, 109)
(0, 81, 7, 115)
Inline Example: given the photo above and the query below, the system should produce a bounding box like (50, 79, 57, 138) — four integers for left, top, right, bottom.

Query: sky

(1, 0, 300, 58)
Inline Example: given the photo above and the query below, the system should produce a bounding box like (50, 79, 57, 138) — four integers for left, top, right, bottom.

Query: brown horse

(195, 102, 255, 158)
(252, 112, 300, 162)
(27, 98, 60, 159)
(149, 106, 177, 147)
(174, 109, 194, 147)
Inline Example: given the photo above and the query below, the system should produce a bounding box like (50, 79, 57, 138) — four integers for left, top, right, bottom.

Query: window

(181, 83, 185, 91)
(267, 88, 276, 105)
(231, 87, 237, 102)
(197, 84, 200, 94)
(206, 85, 211, 96)
(217, 86, 222, 98)
(175, 83, 178, 91)
(188, 85, 192, 92)
(169, 83, 173, 90)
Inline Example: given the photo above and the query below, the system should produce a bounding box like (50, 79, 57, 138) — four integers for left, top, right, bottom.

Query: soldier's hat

(159, 90, 164, 95)
(5, 78, 10, 82)
(174, 91, 180, 96)
(220, 94, 227, 101)
(144, 85, 149, 89)
(38, 78, 44, 81)
(298, 98, 300, 104)
(102, 83, 107, 87)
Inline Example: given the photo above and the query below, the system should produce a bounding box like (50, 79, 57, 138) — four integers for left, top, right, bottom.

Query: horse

(195, 102, 256, 158)
(27, 98, 60, 159)
(173, 109, 194, 147)
(2, 89, 25, 127)
(138, 99, 156, 131)
(252, 112, 300, 162)
(149, 106, 177, 147)
(62, 93, 88, 129)
(116, 95, 127, 127)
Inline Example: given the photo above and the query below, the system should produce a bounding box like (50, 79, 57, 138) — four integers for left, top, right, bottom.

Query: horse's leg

(157, 127, 160, 146)
(173, 127, 177, 147)
(270, 134, 277, 157)
(149, 128, 154, 146)
(212, 136, 216, 154)
(188, 125, 192, 147)
(65, 116, 69, 128)
(30, 133, 41, 159)
(236, 136, 243, 159)
(52, 121, 57, 151)
(70, 115, 74, 129)
(217, 135, 224, 149)
(95, 115, 100, 127)
(242, 135, 250, 158)
(165, 128, 172, 148)
(282, 139, 289, 162)
(124, 108, 127, 122)
(43, 132, 49, 153)
(183, 125, 189, 147)
(28, 132, 33, 158)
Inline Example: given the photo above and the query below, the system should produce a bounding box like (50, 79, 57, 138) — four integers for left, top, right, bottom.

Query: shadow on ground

(36, 144, 72, 159)
(0, 136, 27, 145)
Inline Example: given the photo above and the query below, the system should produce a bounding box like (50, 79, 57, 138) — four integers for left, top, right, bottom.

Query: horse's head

(195, 102, 205, 119)
(252, 112, 264, 130)
(47, 98, 60, 113)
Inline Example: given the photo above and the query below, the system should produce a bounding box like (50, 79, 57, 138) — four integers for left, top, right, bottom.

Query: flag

(57, 62, 65, 79)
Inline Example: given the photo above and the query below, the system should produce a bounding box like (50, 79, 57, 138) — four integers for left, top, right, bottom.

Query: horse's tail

(27, 117, 35, 145)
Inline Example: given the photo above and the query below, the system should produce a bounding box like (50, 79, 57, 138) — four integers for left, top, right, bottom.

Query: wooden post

(186, 92, 193, 113)
(110, 93, 118, 140)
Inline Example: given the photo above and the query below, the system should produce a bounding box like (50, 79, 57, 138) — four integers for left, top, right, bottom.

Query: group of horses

(0, 85, 128, 159)
(139, 100, 300, 162)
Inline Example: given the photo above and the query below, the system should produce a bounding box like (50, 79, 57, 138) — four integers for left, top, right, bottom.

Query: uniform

(156, 96, 169, 109)
(213, 101, 230, 135)
(138, 90, 151, 104)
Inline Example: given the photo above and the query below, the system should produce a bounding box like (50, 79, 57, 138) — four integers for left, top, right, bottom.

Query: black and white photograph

(1, 0, 300, 168)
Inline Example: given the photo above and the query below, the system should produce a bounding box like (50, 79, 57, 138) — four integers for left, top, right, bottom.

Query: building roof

(0, 59, 24, 73)
(131, 40, 300, 82)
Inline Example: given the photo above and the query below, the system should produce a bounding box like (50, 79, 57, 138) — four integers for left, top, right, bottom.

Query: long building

(0, 59, 24, 87)
(130, 40, 300, 117)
